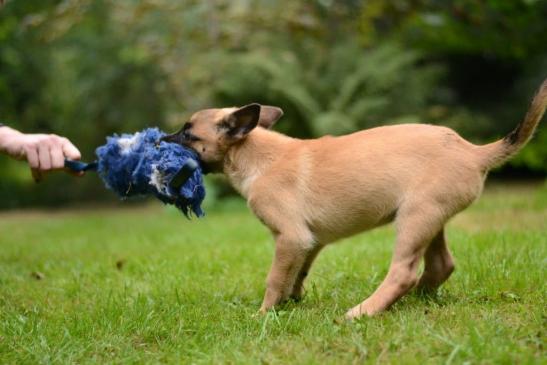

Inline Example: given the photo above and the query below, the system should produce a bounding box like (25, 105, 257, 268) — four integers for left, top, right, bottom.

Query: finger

(50, 144, 65, 170)
(38, 144, 52, 171)
(61, 138, 81, 160)
(31, 168, 42, 183)
(26, 146, 42, 182)
(25, 146, 40, 170)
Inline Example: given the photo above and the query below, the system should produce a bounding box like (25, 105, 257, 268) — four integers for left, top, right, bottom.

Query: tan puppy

(163, 79, 546, 319)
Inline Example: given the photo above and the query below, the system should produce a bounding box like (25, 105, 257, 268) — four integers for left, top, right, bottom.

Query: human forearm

(0, 125, 26, 158)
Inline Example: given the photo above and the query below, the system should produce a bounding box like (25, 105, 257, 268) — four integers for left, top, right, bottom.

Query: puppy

(163, 79, 546, 319)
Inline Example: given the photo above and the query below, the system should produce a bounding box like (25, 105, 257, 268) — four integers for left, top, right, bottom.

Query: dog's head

(162, 104, 283, 172)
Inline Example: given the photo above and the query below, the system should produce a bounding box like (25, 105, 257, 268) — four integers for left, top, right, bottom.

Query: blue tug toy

(65, 128, 205, 217)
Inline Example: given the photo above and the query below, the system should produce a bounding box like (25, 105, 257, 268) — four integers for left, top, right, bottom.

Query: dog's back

(249, 124, 483, 243)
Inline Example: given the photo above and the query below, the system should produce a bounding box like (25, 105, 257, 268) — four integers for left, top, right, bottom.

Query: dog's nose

(161, 131, 183, 144)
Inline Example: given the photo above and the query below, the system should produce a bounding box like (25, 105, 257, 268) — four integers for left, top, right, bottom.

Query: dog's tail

(477, 78, 547, 171)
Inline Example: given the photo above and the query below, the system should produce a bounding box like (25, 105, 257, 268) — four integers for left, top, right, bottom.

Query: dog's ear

(258, 105, 284, 129)
(222, 103, 261, 140)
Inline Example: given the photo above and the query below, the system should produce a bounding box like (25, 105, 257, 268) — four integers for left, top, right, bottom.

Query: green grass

(0, 182, 546, 364)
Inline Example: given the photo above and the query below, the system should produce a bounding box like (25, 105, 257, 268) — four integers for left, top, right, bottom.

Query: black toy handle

(64, 158, 198, 190)
(169, 159, 199, 190)
(64, 159, 98, 172)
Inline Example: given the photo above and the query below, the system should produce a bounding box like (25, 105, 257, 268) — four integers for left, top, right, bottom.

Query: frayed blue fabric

(95, 128, 205, 217)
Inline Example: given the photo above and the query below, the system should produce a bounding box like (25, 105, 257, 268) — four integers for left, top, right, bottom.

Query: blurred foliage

(0, 0, 545, 208)
(215, 42, 443, 137)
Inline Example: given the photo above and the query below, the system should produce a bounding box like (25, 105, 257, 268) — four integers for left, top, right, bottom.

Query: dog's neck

(223, 128, 294, 198)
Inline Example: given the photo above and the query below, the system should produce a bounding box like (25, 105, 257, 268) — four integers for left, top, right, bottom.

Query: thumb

(61, 138, 81, 160)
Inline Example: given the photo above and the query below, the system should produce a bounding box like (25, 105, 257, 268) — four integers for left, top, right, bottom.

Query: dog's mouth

(160, 132, 216, 174)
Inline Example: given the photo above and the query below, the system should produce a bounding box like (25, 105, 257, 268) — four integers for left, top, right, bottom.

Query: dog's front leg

(260, 234, 313, 313)
(290, 245, 323, 301)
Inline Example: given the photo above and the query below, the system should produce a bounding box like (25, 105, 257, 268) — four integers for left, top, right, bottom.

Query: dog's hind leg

(345, 202, 447, 319)
(416, 228, 455, 292)
(290, 245, 324, 300)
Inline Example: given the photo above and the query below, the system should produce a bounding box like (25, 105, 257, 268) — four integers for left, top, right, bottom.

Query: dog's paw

(345, 302, 377, 320)
(288, 293, 303, 303)
(251, 310, 264, 319)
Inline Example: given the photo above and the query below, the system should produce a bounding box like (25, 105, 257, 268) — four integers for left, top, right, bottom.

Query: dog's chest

(226, 165, 261, 198)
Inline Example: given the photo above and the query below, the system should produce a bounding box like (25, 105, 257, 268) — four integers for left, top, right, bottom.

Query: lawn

(0, 182, 545, 364)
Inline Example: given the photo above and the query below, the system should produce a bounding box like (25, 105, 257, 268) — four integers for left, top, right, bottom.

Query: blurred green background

(0, 0, 546, 209)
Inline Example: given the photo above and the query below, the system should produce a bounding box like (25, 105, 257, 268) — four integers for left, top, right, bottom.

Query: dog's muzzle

(160, 131, 185, 145)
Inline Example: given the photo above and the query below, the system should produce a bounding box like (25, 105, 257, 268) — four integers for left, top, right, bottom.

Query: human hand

(0, 127, 82, 181)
